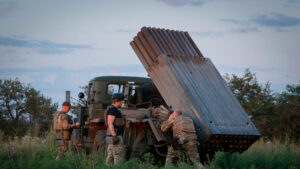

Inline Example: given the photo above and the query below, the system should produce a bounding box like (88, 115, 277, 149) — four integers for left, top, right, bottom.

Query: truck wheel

(93, 130, 106, 155)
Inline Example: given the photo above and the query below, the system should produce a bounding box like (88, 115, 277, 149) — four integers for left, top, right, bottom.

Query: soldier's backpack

(177, 116, 196, 133)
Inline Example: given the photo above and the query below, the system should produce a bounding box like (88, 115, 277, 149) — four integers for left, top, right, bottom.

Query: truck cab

(87, 76, 164, 109)
(72, 76, 168, 157)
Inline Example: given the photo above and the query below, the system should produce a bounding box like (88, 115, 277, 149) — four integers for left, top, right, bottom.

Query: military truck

(71, 27, 260, 161)
(71, 76, 170, 158)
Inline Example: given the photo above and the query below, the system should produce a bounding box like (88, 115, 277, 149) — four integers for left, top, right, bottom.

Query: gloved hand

(112, 136, 119, 144)
(171, 138, 180, 150)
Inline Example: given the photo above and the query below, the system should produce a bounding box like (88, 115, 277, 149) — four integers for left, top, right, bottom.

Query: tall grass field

(0, 130, 299, 169)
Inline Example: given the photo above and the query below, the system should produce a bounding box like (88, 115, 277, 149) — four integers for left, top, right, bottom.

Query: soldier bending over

(161, 110, 205, 169)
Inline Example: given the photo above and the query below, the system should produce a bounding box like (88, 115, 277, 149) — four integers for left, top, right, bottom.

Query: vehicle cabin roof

(91, 76, 152, 84)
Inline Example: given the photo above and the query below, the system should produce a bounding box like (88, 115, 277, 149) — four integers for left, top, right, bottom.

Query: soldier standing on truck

(105, 93, 126, 166)
(161, 110, 205, 169)
(53, 101, 80, 160)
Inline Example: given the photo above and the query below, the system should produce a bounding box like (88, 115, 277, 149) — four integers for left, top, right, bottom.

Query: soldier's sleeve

(60, 114, 71, 130)
(161, 118, 174, 132)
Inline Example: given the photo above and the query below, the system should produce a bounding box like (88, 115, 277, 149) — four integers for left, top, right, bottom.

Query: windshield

(107, 84, 124, 95)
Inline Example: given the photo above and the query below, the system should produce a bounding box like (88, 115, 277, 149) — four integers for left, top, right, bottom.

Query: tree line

(0, 69, 299, 143)
(224, 69, 300, 143)
(0, 79, 58, 137)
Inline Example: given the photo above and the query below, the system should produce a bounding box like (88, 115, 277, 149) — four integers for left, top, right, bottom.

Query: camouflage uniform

(53, 111, 72, 160)
(105, 136, 126, 165)
(56, 145, 68, 160)
(161, 115, 204, 169)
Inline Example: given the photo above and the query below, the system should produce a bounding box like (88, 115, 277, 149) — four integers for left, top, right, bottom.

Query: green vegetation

(0, 133, 299, 169)
(0, 78, 58, 137)
(207, 139, 300, 169)
(224, 69, 300, 143)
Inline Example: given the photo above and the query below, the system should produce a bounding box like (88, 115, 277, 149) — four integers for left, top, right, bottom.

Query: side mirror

(78, 92, 85, 99)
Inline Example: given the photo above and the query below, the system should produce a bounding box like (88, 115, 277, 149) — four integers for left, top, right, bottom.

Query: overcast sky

(0, 0, 300, 106)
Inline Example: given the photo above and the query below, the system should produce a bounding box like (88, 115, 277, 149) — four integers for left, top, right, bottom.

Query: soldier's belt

(55, 130, 70, 140)
(54, 132, 65, 146)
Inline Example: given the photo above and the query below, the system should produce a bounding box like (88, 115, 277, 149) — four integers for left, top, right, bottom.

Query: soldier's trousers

(106, 144, 126, 165)
(106, 137, 126, 166)
(165, 139, 204, 169)
(56, 144, 68, 160)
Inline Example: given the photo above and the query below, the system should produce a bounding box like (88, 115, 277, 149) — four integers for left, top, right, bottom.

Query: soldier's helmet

(112, 93, 125, 101)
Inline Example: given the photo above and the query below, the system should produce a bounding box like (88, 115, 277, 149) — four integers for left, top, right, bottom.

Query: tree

(224, 69, 300, 143)
(25, 88, 58, 136)
(224, 69, 276, 139)
(0, 79, 29, 136)
(275, 82, 300, 142)
(0, 78, 58, 137)
(224, 69, 275, 116)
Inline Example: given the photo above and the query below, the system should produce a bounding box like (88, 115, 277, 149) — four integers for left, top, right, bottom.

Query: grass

(0, 131, 299, 169)
(207, 138, 300, 169)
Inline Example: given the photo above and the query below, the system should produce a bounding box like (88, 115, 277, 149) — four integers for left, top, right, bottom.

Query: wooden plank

(148, 118, 167, 142)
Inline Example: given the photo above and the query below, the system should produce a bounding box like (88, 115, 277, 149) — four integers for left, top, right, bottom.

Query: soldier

(105, 93, 126, 166)
(161, 110, 205, 169)
(53, 101, 80, 160)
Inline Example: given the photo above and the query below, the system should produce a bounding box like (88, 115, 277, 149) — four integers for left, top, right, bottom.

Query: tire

(93, 130, 106, 155)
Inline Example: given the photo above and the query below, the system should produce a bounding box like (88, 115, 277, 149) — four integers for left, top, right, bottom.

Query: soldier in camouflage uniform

(161, 110, 205, 169)
(105, 93, 126, 166)
(53, 101, 80, 160)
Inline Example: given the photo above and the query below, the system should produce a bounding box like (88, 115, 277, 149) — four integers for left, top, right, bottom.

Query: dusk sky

(0, 0, 300, 107)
